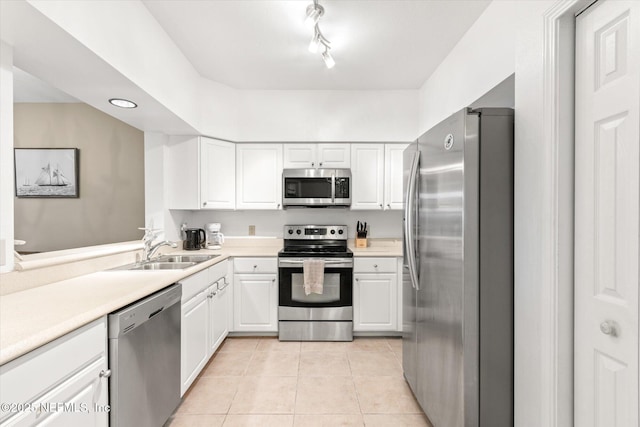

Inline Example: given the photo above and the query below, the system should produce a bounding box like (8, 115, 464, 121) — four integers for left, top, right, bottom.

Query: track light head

(322, 48, 335, 69)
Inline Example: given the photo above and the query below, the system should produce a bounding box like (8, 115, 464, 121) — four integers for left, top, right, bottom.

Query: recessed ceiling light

(109, 98, 137, 109)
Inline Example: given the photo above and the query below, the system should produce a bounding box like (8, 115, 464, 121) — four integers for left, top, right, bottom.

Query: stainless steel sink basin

(109, 253, 219, 271)
(156, 254, 219, 263)
(127, 262, 196, 270)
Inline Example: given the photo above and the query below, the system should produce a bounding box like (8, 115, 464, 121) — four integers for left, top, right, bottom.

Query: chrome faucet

(141, 228, 177, 261)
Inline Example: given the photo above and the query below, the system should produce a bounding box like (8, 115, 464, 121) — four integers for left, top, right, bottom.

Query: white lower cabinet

(181, 282, 209, 396)
(180, 261, 230, 395)
(233, 257, 278, 332)
(0, 318, 109, 427)
(209, 275, 230, 354)
(353, 257, 399, 332)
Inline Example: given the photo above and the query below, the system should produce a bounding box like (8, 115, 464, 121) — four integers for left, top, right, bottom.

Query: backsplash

(181, 209, 403, 239)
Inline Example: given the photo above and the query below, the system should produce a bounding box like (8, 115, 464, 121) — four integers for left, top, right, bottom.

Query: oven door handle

(278, 259, 353, 267)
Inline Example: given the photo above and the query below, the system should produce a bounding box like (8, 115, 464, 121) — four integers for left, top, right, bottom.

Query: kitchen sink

(109, 254, 219, 271)
(127, 262, 196, 270)
(156, 254, 219, 263)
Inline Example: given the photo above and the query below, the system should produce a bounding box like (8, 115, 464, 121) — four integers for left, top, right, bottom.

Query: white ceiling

(142, 0, 491, 90)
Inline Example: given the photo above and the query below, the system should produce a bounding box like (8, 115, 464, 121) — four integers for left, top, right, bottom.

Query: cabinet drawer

(208, 260, 228, 283)
(353, 257, 397, 273)
(180, 269, 210, 302)
(0, 318, 107, 424)
(233, 257, 277, 274)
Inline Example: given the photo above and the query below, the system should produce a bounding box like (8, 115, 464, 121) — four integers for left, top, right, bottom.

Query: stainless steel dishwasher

(108, 284, 182, 427)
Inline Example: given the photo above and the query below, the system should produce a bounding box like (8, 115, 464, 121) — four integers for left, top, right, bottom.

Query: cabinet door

(283, 144, 316, 168)
(201, 138, 235, 209)
(384, 144, 409, 210)
(351, 144, 384, 210)
(181, 290, 209, 396)
(0, 318, 108, 427)
(353, 273, 398, 331)
(236, 144, 283, 209)
(317, 143, 351, 168)
(209, 278, 230, 354)
(233, 274, 278, 332)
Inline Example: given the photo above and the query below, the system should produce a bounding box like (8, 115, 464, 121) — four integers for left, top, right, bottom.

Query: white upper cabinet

(201, 139, 236, 209)
(236, 143, 283, 210)
(350, 144, 385, 210)
(166, 136, 235, 210)
(384, 143, 409, 210)
(283, 143, 350, 169)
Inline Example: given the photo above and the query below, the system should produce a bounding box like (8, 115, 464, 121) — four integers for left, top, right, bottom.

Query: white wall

(237, 90, 418, 142)
(0, 41, 14, 272)
(417, 1, 518, 134)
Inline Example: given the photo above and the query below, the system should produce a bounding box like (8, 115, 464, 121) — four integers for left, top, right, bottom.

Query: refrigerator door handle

(404, 151, 420, 290)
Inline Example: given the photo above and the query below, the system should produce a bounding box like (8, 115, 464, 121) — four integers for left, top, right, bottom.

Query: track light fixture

(305, 0, 334, 68)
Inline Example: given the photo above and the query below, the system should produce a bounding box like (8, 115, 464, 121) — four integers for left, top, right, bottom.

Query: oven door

(278, 258, 353, 308)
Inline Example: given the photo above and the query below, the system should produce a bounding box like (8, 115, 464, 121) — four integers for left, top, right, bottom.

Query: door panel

(575, 1, 639, 425)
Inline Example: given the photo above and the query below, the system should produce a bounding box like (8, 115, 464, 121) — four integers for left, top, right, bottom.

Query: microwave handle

(331, 173, 336, 203)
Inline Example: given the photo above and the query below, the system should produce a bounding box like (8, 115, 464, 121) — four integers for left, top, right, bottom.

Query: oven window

(284, 178, 332, 199)
(291, 273, 341, 303)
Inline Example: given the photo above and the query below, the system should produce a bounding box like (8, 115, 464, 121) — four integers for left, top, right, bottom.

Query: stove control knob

(330, 230, 336, 235)
(288, 229, 294, 235)
(338, 229, 344, 235)
(296, 229, 302, 235)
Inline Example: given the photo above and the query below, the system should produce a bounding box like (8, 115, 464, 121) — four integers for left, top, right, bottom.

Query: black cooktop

(278, 247, 353, 258)
(279, 240, 353, 258)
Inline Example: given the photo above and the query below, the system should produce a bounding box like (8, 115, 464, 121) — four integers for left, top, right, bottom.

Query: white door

(353, 273, 397, 331)
(575, 1, 639, 426)
(350, 144, 384, 210)
(384, 143, 408, 210)
(236, 144, 283, 210)
(201, 138, 235, 209)
(317, 143, 351, 168)
(181, 291, 209, 395)
(283, 144, 316, 168)
(233, 274, 278, 332)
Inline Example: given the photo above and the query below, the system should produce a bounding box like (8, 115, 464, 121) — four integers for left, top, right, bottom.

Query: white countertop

(0, 239, 401, 365)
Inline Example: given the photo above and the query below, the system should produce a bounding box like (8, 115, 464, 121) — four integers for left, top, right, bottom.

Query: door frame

(540, 1, 594, 425)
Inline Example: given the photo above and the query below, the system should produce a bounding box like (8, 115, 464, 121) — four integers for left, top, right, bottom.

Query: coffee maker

(205, 223, 224, 249)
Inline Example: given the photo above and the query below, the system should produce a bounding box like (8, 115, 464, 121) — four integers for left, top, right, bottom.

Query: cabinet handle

(277, 203, 281, 209)
(373, 264, 378, 268)
(355, 278, 359, 281)
(272, 278, 276, 283)
(386, 204, 391, 209)
(203, 202, 207, 207)
(99, 369, 112, 378)
(312, 162, 315, 167)
(319, 162, 323, 166)
(253, 265, 258, 269)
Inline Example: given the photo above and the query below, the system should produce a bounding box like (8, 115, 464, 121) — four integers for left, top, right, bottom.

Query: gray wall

(14, 103, 144, 252)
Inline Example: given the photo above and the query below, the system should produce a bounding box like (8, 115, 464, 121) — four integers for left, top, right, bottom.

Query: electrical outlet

(248, 225, 256, 236)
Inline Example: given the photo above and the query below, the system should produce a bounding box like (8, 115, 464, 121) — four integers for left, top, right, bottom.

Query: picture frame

(14, 148, 79, 198)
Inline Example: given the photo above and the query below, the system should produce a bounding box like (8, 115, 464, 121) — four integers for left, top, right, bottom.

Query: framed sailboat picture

(14, 148, 79, 198)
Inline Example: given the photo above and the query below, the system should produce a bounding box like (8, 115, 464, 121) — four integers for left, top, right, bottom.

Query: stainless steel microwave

(282, 168, 351, 208)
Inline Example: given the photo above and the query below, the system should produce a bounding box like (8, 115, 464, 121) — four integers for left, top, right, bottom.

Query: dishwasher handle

(148, 307, 164, 319)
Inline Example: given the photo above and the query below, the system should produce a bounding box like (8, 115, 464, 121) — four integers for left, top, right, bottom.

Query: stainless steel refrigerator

(402, 108, 514, 427)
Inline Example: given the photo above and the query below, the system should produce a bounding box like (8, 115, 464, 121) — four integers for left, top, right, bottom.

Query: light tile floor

(166, 337, 433, 427)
